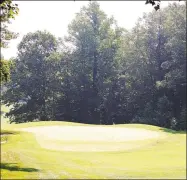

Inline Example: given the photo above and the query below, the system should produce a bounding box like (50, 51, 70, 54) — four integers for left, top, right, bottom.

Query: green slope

(1, 121, 186, 179)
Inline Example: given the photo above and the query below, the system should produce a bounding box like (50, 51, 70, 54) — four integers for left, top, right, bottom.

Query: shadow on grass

(0, 130, 19, 135)
(0, 130, 20, 143)
(159, 127, 186, 134)
(1, 163, 39, 172)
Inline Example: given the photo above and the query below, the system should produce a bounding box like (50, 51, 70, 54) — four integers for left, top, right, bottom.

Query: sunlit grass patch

(1, 121, 186, 179)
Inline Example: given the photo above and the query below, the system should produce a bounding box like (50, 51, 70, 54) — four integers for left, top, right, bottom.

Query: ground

(1, 105, 186, 179)
(21, 125, 161, 152)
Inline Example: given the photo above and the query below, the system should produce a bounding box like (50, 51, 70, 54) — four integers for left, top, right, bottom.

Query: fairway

(1, 120, 186, 179)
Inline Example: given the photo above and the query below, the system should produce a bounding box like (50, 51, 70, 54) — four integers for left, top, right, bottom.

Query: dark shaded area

(0, 130, 19, 135)
(0, 131, 20, 143)
(159, 128, 186, 134)
(1, 111, 5, 115)
(1, 163, 39, 172)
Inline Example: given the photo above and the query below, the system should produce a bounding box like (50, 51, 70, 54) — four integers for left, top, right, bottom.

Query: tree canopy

(2, 2, 186, 130)
(0, 0, 19, 84)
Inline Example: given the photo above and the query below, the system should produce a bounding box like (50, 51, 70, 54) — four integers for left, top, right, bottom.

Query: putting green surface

(21, 125, 163, 152)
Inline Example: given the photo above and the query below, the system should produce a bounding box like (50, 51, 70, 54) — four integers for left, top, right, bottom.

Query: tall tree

(61, 2, 125, 124)
(0, 0, 19, 84)
(119, 3, 186, 129)
(2, 31, 60, 123)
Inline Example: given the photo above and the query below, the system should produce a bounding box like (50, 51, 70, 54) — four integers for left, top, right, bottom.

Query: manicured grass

(2, 120, 90, 130)
(1, 121, 186, 179)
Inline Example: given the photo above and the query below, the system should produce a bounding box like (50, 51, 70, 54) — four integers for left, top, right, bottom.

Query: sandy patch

(21, 126, 161, 151)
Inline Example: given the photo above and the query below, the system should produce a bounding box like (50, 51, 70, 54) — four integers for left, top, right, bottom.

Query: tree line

(2, 2, 186, 130)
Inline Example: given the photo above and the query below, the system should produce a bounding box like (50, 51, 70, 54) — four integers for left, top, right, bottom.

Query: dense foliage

(0, 0, 19, 83)
(2, 2, 186, 130)
(0, 59, 12, 83)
